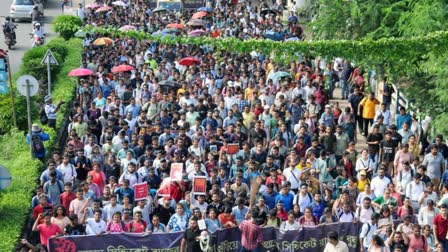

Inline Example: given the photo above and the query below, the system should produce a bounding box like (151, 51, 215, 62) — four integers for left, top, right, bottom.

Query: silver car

(10, 0, 35, 21)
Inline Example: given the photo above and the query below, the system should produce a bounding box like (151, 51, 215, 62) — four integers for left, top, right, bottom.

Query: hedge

(0, 38, 83, 251)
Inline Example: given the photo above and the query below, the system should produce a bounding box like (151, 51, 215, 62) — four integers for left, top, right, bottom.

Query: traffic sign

(0, 71, 6, 82)
(0, 165, 11, 191)
(17, 75, 39, 97)
(0, 59, 5, 70)
(0, 82, 8, 94)
(41, 49, 59, 66)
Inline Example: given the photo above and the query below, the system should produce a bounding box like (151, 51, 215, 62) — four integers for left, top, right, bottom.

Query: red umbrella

(166, 23, 185, 29)
(95, 6, 112, 13)
(111, 64, 135, 73)
(68, 68, 93, 77)
(192, 11, 207, 19)
(179, 57, 201, 66)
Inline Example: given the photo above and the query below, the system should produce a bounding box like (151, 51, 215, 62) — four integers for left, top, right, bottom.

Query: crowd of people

(21, 0, 448, 252)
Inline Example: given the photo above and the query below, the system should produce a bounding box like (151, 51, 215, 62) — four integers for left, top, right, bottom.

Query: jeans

(341, 79, 348, 99)
(362, 118, 373, 136)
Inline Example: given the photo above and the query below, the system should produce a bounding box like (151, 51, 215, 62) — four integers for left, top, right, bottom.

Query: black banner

(49, 223, 361, 252)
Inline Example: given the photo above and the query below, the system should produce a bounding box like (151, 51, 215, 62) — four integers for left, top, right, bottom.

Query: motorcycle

(4, 32, 16, 50)
(30, 33, 45, 47)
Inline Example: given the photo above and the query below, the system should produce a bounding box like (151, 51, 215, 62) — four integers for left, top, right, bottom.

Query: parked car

(10, 0, 35, 21)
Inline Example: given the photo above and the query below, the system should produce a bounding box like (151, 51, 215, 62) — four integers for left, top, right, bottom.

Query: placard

(134, 182, 148, 201)
(170, 163, 183, 181)
(227, 143, 239, 155)
(158, 177, 171, 196)
(192, 176, 207, 195)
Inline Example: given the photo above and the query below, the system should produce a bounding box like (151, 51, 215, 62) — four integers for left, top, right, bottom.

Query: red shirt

(37, 223, 62, 246)
(126, 220, 147, 233)
(407, 234, 428, 252)
(433, 214, 448, 240)
(169, 181, 188, 202)
(32, 204, 53, 223)
(239, 220, 263, 250)
(88, 170, 106, 192)
(60, 192, 76, 213)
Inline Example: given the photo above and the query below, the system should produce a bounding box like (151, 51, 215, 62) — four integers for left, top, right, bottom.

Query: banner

(226, 144, 239, 155)
(49, 223, 361, 252)
(134, 182, 148, 201)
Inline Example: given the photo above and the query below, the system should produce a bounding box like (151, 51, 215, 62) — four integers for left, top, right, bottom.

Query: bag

(40, 107, 48, 125)
(31, 134, 44, 153)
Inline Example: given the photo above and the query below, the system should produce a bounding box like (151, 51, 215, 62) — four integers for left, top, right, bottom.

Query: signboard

(40, 49, 59, 66)
(0, 82, 8, 94)
(192, 176, 207, 195)
(16, 75, 39, 97)
(133, 182, 148, 201)
(170, 163, 183, 181)
(227, 143, 239, 155)
(0, 71, 6, 82)
(0, 165, 11, 191)
(0, 59, 5, 70)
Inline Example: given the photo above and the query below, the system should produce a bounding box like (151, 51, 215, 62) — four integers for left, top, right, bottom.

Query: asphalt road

(0, 0, 62, 73)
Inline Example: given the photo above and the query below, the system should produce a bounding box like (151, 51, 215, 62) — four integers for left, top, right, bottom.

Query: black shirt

(183, 227, 201, 252)
(65, 224, 85, 235)
(380, 139, 396, 162)
(367, 133, 383, 154)
(154, 205, 174, 225)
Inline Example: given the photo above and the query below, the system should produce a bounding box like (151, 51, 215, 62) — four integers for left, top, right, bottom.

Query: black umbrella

(158, 80, 180, 88)
(261, 8, 276, 16)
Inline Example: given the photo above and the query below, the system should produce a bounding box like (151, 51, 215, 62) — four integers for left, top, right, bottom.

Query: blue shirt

(26, 132, 50, 158)
(232, 205, 248, 224)
(275, 192, 294, 212)
(396, 113, 412, 130)
(262, 191, 279, 210)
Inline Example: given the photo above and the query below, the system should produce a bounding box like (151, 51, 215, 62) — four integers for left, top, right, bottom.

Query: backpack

(31, 134, 45, 153)
(39, 106, 48, 124)
(45, 180, 64, 194)
(338, 210, 355, 220)
(357, 206, 374, 218)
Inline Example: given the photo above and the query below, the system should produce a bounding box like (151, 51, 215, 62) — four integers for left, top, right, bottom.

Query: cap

(44, 95, 52, 102)
(325, 104, 331, 109)
(359, 169, 367, 176)
(264, 105, 270, 110)
(163, 196, 171, 201)
(32, 123, 41, 132)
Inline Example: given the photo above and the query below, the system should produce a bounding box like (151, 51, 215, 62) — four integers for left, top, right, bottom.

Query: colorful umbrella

(74, 30, 90, 38)
(86, 3, 100, 9)
(111, 64, 135, 73)
(93, 37, 114, 46)
(68, 68, 94, 77)
(272, 71, 291, 80)
(95, 6, 112, 13)
(112, 1, 128, 7)
(179, 57, 201, 66)
(188, 29, 206, 37)
(197, 7, 213, 12)
(187, 19, 205, 26)
(192, 11, 207, 19)
(166, 23, 185, 29)
(119, 25, 137, 31)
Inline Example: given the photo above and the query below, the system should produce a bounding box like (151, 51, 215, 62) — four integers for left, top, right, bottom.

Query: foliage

(0, 38, 82, 251)
(0, 130, 41, 252)
(52, 15, 83, 40)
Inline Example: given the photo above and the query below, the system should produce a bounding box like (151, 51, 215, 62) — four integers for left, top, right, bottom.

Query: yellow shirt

(357, 178, 370, 192)
(242, 112, 255, 129)
(360, 97, 379, 119)
(244, 87, 255, 100)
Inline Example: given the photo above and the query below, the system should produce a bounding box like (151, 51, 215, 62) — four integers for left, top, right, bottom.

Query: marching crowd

(21, 0, 448, 252)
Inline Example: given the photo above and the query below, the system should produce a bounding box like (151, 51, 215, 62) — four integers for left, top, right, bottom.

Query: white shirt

(338, 211, 356, 223)
(360, 221, 378, 248)
(103, 204, 123, 221)
(56, 162, 76, 184)
(375, 109, 392, 126)
(356, 206, 375, 224)
(283, 167, 301, 190)
(405, 181, 425, 202)
(418, 206, 439, 226)
(85, 218, 106, 235)
(280, 221, 301, 231)
(370, 176, 391, 197)
(323, 240, 349, 252)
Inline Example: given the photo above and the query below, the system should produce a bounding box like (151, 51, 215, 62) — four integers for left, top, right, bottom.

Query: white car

(10, 0, 36, 21)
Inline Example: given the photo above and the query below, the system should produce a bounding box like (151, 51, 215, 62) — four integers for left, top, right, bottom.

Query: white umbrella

(112, 1, 128, 7)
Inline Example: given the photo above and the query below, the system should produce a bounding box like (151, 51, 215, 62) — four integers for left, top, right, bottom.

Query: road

(0, 0, 62, 73)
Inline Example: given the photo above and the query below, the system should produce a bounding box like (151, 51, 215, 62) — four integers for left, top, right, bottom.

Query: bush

(52, 15, 83, 40)
(0, 38, 83, 251)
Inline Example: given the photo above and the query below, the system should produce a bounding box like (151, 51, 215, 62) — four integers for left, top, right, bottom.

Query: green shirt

(373, 196, 398, 208)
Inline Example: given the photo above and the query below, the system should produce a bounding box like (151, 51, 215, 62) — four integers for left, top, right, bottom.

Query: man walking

(324, 231, 349, 252)
(239, 208, 264, 252)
